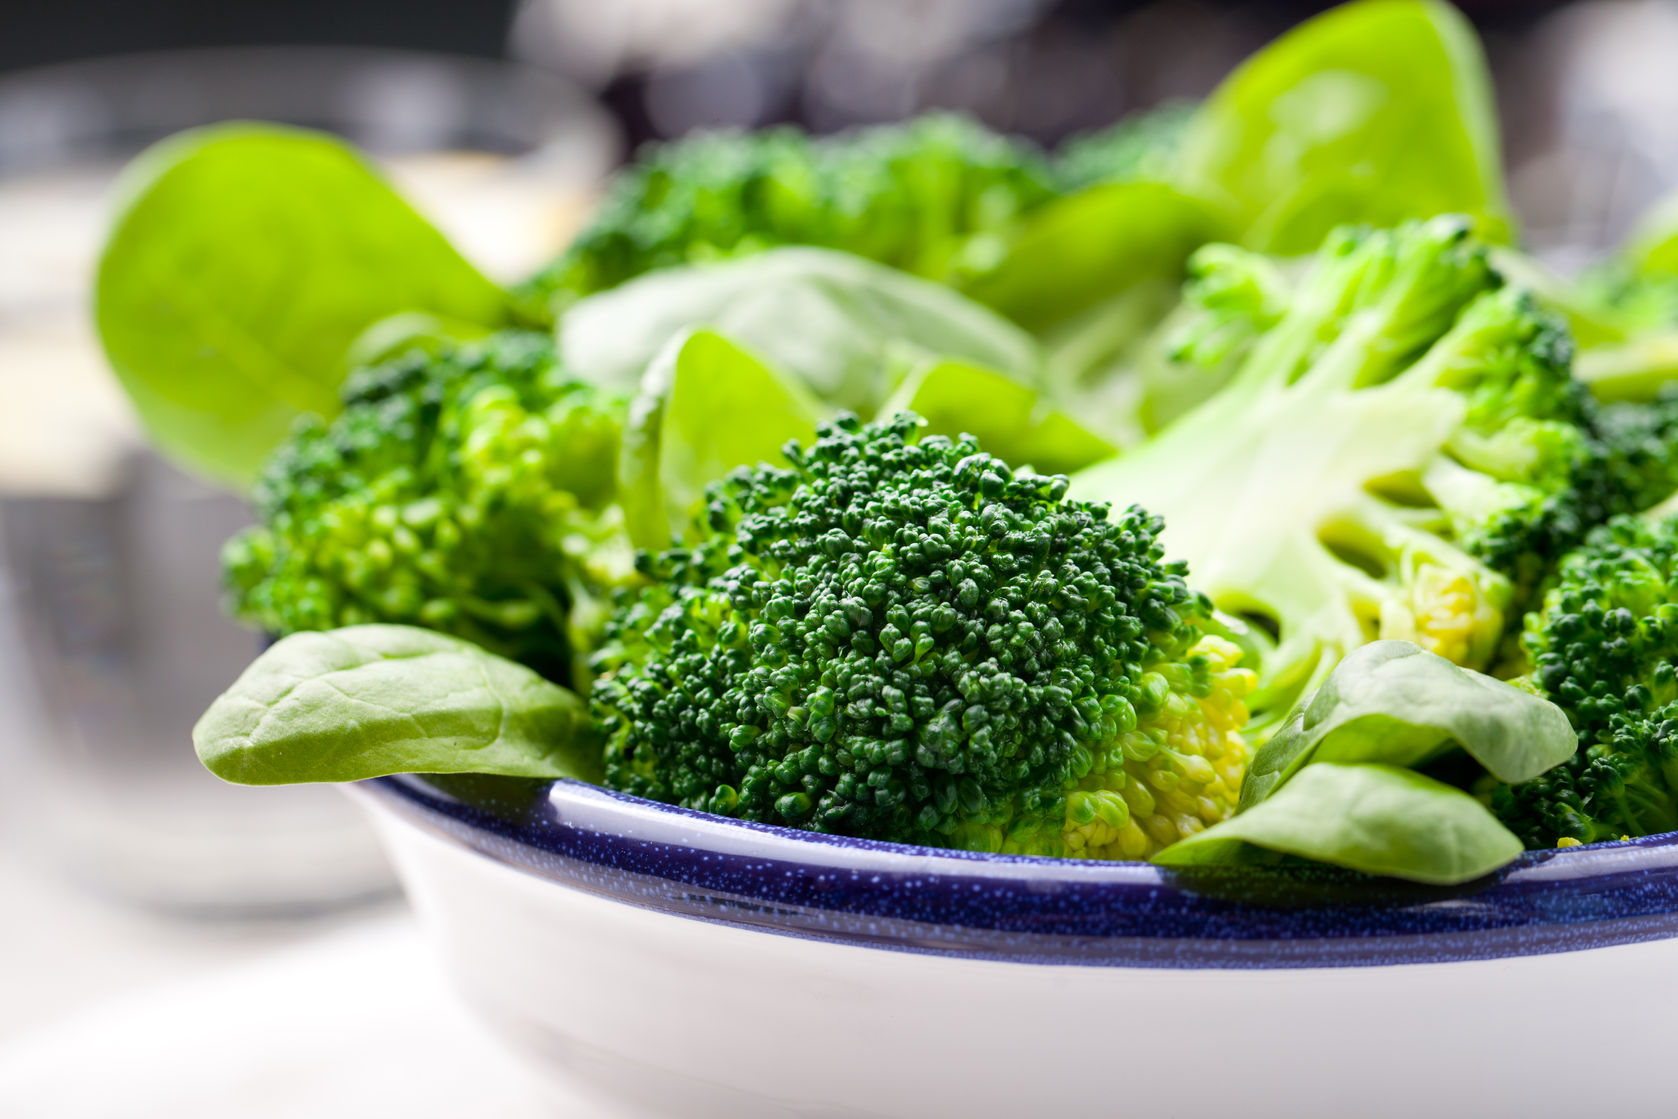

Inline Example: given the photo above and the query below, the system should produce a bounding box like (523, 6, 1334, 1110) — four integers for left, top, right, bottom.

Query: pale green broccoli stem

(1577, 331, 1678, 402)
(1071, 219, 1553, 720)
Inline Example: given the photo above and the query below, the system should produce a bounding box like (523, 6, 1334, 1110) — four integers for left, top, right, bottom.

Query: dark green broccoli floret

(1591, 388, 1678, 515)
(223, 331, 634, 684)
(1053, 102, 1197, 193)
(520, 114, 1055, 308)
(1490, 515, 1678, 846)
(1473, 381, 1678, 613)
(589, 413, 1253, 857)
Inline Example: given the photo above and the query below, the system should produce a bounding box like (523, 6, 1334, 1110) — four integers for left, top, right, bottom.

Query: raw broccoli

(589, 413, 1253, 858)
(1554, 265, 1678, 515)
(1053, 102, 1197, 193)
(1590, 390, 1678, 515)
(1071, 217, 1607, 709)
(223, 331, 633, 685)
(1134, 240, 1293, 433)
(520, 114, 1056, 308)
(1490, 514, 1678, 846)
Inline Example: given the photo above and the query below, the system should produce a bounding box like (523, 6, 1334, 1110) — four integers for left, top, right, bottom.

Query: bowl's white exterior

(370, 804, 1678, 1119)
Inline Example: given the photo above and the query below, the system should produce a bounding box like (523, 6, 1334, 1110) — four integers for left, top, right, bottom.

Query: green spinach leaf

(1157, 641, 1574, 884)
(1155, 763, 1524, 885)
(618, 331, 1108, 548)
(97, 124, 517, 487)
(961, 180, 1228, 333)
(880, 359, 1117, 476)
(558, 246, 1043, 413)
(619, 329, 823, 548)
(1577, 333, 1678, 403)
(193, 625, 599, 785)
(1179, 0, 1513, 253)
(1239, 640, 1577, 809)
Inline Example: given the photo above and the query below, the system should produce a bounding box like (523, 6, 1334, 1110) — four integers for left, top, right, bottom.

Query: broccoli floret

(1587, 388, 1678, 516)
(1053, 102, 1197, 193)
(1490, 515, 1678, 845)
(1133, 241, 1294, 434)
(523, 114, 1055, 308)
(589, 413, 1253, 858)
(1071, 217, 1606, 709)
(223, 331, 634, 684)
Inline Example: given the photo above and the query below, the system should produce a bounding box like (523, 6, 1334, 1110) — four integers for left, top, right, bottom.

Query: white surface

(0, 915, 572, 1119)
(379, 800, 1678, 1119)
(0, 843, 379, 1042)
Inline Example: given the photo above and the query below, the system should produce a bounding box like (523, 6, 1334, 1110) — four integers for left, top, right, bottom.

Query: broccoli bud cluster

(223, 332, 632, 684)
(590, 413, 1252, 857)
(1491, 515, 1678, 845)
(521, 115, 1056, 306)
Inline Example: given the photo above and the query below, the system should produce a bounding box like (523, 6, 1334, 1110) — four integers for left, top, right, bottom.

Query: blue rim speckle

(363, 774, 1678, 968)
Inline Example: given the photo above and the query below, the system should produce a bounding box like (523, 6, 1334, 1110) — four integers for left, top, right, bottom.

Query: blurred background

(3, 0, 1678, 1113)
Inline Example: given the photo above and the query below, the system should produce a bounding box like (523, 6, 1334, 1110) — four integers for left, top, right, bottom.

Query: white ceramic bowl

(357, 774, 1678, 1119)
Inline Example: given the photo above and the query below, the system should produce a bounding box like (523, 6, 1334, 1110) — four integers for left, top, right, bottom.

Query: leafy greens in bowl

(86, 0, 1678, 1079)
(86, 0, 1678, 1109)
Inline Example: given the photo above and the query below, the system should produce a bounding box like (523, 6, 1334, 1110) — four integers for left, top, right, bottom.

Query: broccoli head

(1490, 514, 1678, 846)
(521, 114, 1055, 308)
(223, 331, 634, 684)
(1071, 217, 1605, 709)
(589, 413, 1253, 858)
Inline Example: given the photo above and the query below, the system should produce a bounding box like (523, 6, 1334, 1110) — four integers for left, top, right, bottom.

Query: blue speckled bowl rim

(362, 774, 1678, 969)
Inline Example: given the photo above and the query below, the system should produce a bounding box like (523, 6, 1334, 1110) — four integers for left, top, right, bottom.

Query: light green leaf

(1577, 333, 1678, 403)
(1624, 192, 1678, 280)
(193, 625, 599, 785)
(620, 329, 823, 548)
(97, 124, 516, 488)
(342, 311, 500, 369)
(1156, 763, 1524, 885)
(558, 246, 1042, 413)
(962, 180, 1228, 333)
(1042, 279, 1182, 394)
(880, 359, 1117, 476)
(1240, 640, 1577, 809)
(1179, 0, 1513, 253)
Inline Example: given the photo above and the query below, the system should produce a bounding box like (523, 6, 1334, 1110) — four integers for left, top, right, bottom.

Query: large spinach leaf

(1239, 640, 1578, 809)
(1155, 763, 1524, 885)
(557, 246, 1043, 412)
(97, 124, 517, 487)
(1179, 0, 1513, 253)
(1154, 640, 1576, 884)
(194, 625, 599, 784)
(619, 329, 823, 548)
(962, 181, 1227, 334)
(880, 359, 1117, 477)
